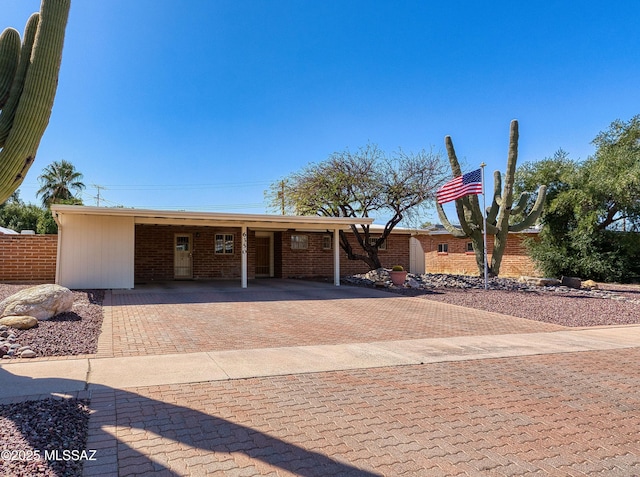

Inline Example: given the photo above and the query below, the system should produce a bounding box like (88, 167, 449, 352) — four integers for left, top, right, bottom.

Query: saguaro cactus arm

(486, 170, 502, 225)
(0, 13, 39, 147)
(436, 201, 468, 238)
(0, 0, 70, 204)
(494, 120, 519, 232)
(508, 185, 547, 232)
(0, 28, 20, 107)
(510, 192, 531, 216)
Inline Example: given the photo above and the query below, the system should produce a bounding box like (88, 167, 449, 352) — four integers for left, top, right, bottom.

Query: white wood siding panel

(58, 215, 134, 289)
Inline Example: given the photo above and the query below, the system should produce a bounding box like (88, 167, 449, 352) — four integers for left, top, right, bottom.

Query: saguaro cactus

(0, 0, 71, 204)
(436, 120, 547, 276)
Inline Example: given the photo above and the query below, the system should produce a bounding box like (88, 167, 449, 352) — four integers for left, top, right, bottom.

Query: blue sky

(4, 0, 639, 224)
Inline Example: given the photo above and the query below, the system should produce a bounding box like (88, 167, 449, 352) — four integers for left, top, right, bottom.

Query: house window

(215, 233, 234, 254)
(368, 236, 386, 250)
(176, 236, 190, 252)
(466, 242, 474, 253)
(437, 243, 449, 254)
(322, 235, 332, 250)
(291, 234, 308, 250)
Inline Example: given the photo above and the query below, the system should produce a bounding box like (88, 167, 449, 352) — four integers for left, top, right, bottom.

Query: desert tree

(266, 143, 448, 270)
(517, 115, 640, 282)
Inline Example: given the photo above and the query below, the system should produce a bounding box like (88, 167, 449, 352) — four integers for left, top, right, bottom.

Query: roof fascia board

(50, 205, 373, 228)
(135, 217, 357, 230)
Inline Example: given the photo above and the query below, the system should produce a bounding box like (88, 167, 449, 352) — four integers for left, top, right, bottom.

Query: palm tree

(37, 160, 85, 207)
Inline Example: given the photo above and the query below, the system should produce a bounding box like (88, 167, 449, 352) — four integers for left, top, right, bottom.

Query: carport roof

(51, 205, 374, 230)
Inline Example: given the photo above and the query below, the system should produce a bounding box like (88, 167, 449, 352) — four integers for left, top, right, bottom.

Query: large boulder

(0, 284, 74, 321)
(0, 315, 38, 330)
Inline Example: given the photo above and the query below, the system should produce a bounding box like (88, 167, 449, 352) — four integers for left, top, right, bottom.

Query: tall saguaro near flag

(436, 120, 548, 277)
(0, 0, 71, 204)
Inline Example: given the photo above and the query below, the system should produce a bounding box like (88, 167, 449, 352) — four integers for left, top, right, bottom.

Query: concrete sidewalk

(2, 325, 639, 400)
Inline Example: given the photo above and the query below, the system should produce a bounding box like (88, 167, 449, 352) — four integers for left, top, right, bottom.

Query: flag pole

(480, 163, 488, 290)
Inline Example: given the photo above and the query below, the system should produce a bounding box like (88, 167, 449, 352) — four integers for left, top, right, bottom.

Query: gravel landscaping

(0, 285, 104, 359)
(0, 398, 90, 477)
(344, 269, 640, 327)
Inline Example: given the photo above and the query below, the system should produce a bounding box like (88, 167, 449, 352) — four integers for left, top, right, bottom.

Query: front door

(174, 233, 193, 279)
(255, 235, 271, 277)
(409, 237, 425, 275)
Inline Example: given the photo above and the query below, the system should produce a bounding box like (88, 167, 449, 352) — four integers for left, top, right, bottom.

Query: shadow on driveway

(0, 368, 379, 476)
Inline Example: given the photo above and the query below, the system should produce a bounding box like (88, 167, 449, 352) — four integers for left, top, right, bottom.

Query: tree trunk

(339, 230, 382, 270)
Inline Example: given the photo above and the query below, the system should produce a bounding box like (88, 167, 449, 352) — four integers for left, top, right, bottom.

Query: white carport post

(241, 225, 248, 288)
(333, 227, 340, 286)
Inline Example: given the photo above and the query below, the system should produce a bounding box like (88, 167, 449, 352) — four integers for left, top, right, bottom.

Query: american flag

(436, 168, 483, 204)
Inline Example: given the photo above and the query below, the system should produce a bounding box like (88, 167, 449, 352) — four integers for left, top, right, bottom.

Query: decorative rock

(0, 284, 74, 321)
(0, 315, 39, 330)
(518, 276, 562, 287)
(561, 276, 582, 289)
(582, 279, 598, 290)
(20, 349, 37, 358)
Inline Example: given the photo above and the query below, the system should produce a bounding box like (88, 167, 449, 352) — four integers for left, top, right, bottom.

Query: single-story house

(46, 205, 540, 289)
(50, 205, 386, 289)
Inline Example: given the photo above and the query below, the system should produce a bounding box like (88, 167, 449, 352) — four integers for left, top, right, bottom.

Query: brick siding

(134, 225, 252, 282)
(134, 225, 411, 281)
(419, 232, 541, 277)
(0, 235, 57, 282)
(279, 230, 410, 278)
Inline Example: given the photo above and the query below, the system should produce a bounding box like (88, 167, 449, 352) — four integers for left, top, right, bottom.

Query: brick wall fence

(0, 235, 57, 282)
(416, 232, 541, 277)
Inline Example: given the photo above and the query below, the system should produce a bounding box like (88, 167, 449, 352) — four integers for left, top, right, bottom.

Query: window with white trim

(291, 234, 308, 250)
(215, 233, 234, 254)
(437, 243, 449, 253)
(466, 242, 474, 253)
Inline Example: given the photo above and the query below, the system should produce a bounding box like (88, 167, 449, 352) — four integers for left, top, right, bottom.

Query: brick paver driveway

(81, 280, 640, 476)
(103, 280, 564, 357)
(88, 348, 640, 476)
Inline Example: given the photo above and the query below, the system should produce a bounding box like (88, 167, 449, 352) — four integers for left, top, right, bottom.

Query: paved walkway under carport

(1, 279, 639, 476)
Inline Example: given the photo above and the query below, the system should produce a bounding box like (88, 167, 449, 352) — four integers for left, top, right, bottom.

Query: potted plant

(389, 265, 408, 286)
